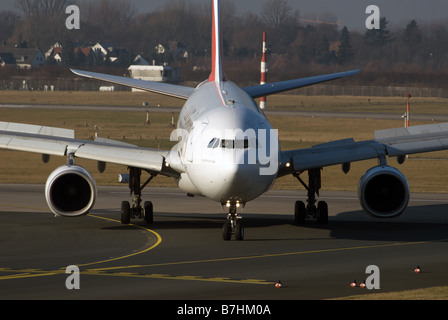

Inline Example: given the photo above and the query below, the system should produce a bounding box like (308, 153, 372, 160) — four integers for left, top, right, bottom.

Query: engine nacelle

(45, 165, 97, 217)
(358, 165, 410, 218)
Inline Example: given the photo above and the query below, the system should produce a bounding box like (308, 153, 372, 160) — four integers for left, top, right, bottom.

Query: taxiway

(1, 184, 448, 300)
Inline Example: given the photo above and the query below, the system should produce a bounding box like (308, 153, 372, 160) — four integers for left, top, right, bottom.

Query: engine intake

(45, 165, 97, 217)
(358, 165, 410, 218)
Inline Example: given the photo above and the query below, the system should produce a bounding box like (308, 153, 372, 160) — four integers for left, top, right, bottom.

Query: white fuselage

(168, 80, 279, 205)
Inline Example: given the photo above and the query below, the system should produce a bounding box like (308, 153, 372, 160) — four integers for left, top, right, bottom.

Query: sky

(2, 0, 448, 31)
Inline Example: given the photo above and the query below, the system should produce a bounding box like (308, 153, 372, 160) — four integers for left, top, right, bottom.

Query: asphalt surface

(1, 184, 448, 301)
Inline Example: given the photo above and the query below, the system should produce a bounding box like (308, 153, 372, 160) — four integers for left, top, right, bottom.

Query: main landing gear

(222, 202, 244, 241)
(121, 167, 157, 225)
(292, 168, 328, 225)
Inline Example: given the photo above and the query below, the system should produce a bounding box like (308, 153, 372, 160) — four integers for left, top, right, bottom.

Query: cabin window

(209, 138, 250, 149)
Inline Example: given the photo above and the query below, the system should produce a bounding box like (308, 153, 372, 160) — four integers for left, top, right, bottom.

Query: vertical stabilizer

(208, 0, 225, 83)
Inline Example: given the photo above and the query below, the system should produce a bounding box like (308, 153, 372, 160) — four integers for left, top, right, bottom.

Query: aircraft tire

(235, 220, 244, 241)
(317, 201, 328, 224)
(222, 221, 231, 241)
(121, 201, 131, 224)
(294, 201, 306, 224)
(144, 201, 154, 224)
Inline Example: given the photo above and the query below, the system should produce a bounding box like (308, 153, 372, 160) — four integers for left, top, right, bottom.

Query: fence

(0, 78, 130, 92)
(290, 85, 446, 98)
(0, 78, 446, 98)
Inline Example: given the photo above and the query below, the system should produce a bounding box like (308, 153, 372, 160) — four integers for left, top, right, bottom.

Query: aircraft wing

(278, 122, 448, 176)
(242, 70, 360, 98)
(71, 69, 195, 100)
(0, 121, 178, 177)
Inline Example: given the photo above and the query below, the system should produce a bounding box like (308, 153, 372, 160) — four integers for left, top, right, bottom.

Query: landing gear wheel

(235, 220, 244, 241)
(292, 168, 330, 224)
(121, 201, 131, 224)
(222, 221, 231, 241)
(294, 201, 306, 224)
(317, 201, 328, 224)
(122, 167, 158, 224)
(144, 201, 153, 225)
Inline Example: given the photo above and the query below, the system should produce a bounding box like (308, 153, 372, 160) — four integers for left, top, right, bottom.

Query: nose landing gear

(222, 201, 244, 241)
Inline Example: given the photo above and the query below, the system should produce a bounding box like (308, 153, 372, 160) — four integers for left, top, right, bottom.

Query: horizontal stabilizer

(71, 69, 195, 100)
(243, 69, 360, 98)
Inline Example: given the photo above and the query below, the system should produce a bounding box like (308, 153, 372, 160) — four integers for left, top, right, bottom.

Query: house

(74, 47, 92, 58)
(91, 42, 113, 58)
(155, 43, 166, 54)
(132, 54, 150, 66)
(0, 48, 45, 69)
(90, 42, 128, 63)
(172, 47, 189, 61)
(155, 42, 189, 61)
(0, 52, 15, 67)
(48, 46, 63, 63)
(44, 42, 62, 59)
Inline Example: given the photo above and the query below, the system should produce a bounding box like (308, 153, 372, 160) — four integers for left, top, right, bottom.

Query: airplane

(2, 0, 448, 241)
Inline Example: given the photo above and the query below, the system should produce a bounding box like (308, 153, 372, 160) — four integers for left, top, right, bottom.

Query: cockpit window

(207, 138, 220, 148)
(209, 138, 250, 149)
(222, 138, 249, 149)
(221, 139, 234, 149)
(235, 139, 249, 149)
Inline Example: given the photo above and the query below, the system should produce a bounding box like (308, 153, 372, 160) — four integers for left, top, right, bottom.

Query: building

(91, 42, 127, 63)
(0, 48, 45, 69)
(0, 52, 15, 67)
(128, 64, 180, 82)
(128, 63, 180, 92)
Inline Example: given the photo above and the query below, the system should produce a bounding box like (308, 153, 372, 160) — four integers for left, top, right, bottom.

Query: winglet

(208, 0, 225, 83)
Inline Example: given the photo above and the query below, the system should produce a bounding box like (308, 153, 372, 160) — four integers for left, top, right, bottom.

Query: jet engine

(45, 165, 97, 217)
(358, 165, 410, 218)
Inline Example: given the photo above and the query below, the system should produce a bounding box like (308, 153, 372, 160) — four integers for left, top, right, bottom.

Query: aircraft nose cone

(218, 161, 275, 202)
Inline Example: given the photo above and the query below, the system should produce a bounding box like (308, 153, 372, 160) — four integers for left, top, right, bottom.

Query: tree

(80, 0, 136, 45)
(363, 17, 395, 63)
(0, 11, 20, 44)
(261, 0, 298, 30)
(61, 38, 75, 66)
(261, 0, 300, 53)
(14, 0, 74, 49)
(402, 19, 422, 63)
(364, 17, 394, 47)
(338, 26, 354, 65)
(314, 35, 328, 64)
